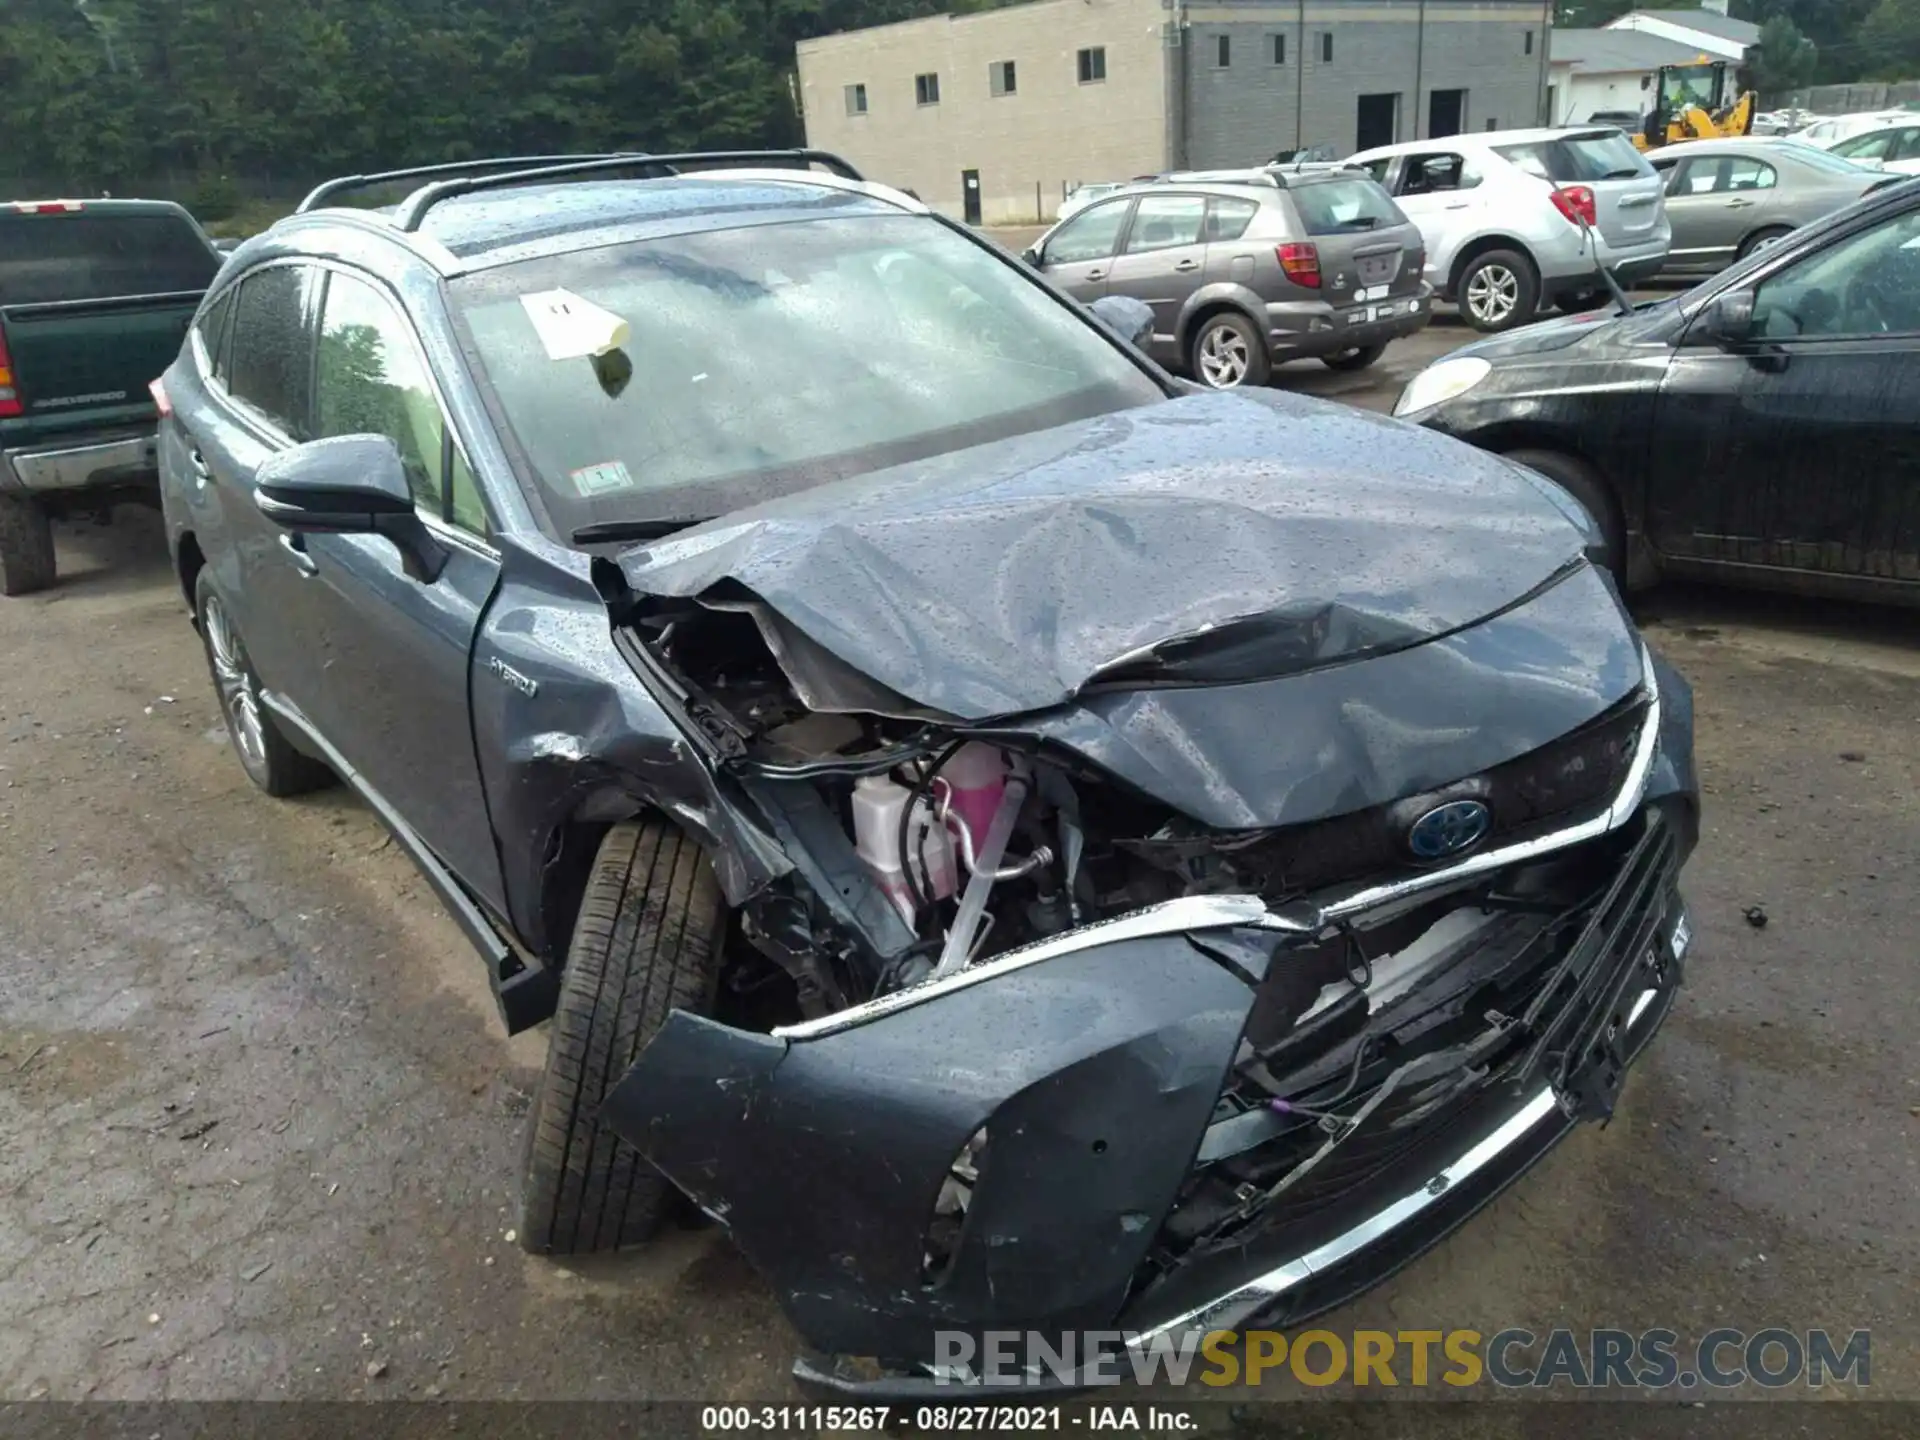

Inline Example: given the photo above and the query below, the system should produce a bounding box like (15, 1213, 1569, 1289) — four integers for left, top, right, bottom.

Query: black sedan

(1395, 176, 1920, 605)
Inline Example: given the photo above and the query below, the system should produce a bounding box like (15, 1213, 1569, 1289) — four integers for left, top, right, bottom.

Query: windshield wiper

(571, 517, 710, 545)
(1600, 168, 1644, 180)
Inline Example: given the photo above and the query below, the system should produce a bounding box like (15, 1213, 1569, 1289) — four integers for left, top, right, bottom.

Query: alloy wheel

(1465, 264, 1519, 326)
(1197, 323, 1251, 388)
(202, 593, 268, 773)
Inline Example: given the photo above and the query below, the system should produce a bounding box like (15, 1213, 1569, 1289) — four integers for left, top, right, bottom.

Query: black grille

(1211, 693, 1647, 901)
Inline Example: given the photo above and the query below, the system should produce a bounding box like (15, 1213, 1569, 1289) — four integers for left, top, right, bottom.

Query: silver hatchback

(1024, 171, 1432, 388)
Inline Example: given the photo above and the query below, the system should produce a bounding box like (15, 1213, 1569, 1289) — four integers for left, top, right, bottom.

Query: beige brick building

(797, 0, 1554, 225)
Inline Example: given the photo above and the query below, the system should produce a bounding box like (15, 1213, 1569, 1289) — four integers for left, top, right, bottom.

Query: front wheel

(1736, 226, 1793, 262)
(1321, 343, 1386, 372)
(1505, 448, 1624, 576)
(1457, 250, 1539, 332)
(519, 818, 726, 1255)
(1188, 312, 1270, 390)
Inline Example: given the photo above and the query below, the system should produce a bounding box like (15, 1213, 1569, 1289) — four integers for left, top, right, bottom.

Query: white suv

(1348, 128, 1671, 331)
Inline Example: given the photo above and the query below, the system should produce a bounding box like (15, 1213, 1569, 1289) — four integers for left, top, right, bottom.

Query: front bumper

(601, 658, 1698, 1396)
(1268, 287, 1432, 360)
(2, 429, 158, 494)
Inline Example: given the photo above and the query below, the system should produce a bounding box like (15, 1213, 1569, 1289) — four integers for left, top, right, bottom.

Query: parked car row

(122, 150, 1701, 1395)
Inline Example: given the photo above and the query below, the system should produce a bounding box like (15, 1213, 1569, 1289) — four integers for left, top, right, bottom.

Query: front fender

(601, 919, 1273, 1364)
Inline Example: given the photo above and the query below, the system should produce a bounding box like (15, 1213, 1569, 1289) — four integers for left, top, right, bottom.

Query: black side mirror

(1021, 245, 1042, 267)
(1701, 290, 1756, 346)
(253, 434, 448, 583)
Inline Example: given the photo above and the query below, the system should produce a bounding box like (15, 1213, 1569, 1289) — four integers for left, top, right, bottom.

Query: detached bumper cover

(604, 826, 1688, 1384)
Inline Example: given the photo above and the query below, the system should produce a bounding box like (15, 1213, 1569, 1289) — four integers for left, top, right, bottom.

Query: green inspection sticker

(570, 461, 634, 495)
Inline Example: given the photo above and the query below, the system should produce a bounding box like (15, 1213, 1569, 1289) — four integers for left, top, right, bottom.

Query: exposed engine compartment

(628, 595, 1653, 1024)
(627, 597, 1293, 1008)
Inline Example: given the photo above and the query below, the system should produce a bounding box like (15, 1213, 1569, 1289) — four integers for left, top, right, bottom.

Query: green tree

(1858, 0, 1920, 78)
(1750, 14, 1820, 95)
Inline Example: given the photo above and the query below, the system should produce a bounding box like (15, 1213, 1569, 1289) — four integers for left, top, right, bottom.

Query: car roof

(1353, 126, 1618, 160)
(279, 169, 924, 275)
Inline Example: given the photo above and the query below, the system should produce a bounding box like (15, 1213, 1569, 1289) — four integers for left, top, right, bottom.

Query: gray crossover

(1025, 169, 1432, 385)
(154, 151, 1699, 1397)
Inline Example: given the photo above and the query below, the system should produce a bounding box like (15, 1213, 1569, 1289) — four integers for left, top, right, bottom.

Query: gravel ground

(1, 323, 1915, 1414)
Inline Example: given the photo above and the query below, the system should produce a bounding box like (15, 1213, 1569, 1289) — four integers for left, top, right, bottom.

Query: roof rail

(390, 149, 867, 232)
(296, 154, 655, 215)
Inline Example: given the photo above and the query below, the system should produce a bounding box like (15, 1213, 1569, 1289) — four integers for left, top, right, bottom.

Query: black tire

(1456, 249, 1540, 333)
(1321, 343, 1387, 372)
(1188, 311, 1270, 390)
(0, 494, 56, 597)
(519, 818, 726, 1256)
(1505, 448, 1625, 575)
(194, 570, 333, 797)
(1736, 226, 1793, 262)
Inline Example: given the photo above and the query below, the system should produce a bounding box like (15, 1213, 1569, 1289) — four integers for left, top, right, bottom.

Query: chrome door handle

(1173, 258, 1200, 273)
(278, 533, 318, 577)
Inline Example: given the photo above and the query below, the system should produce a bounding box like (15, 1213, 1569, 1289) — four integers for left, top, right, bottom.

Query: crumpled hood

(618, 389, 1590, 720)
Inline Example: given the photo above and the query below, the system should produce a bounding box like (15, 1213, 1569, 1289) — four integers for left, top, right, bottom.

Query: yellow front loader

(1632, 59, 1757, 151)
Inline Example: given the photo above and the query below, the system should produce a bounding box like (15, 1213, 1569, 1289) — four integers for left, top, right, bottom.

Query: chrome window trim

(777, 646, 1661, 1042)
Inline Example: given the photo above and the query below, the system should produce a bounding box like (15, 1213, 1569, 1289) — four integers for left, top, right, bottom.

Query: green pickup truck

(0, 199, 222, 594)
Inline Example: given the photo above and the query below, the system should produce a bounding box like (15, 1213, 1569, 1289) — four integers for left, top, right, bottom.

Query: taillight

(1551, 185, 1598, 229)
(10, 200, 84, 215)
(0, 326, 20, 419)
(149, 377, 173, 419)
(1277, 241, 1321, 288)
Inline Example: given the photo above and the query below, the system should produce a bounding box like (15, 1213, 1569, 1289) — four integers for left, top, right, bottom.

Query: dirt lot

(2, 322, 1917, 1413)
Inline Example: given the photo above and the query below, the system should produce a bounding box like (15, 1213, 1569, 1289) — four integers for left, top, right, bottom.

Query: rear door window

(1123, 195, 1209, 254)
(225, 265, 319, 439)
(0, 211, 219, 306)
(1397, 153, 1476, 194)
(1288, 178, 1406, 234)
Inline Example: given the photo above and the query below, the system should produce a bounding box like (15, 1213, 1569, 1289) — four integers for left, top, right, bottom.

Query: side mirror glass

(1703, 290, 1756, 346)
(1088, 294, 1155, 351)
(253, 434, 447, 582)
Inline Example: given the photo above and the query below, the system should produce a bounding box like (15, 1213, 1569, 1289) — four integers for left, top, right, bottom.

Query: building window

(1272, 34, 1286, 65)
(1078, 46, 1106, 83)
(1320, 33, 1333, 63)
(990, 60, 1017, 97)
(845, 83, 867, 116)
(1216, 34, 1232, 68)
(1524, 29, 1534, 55)
(915, 72, 940, 106)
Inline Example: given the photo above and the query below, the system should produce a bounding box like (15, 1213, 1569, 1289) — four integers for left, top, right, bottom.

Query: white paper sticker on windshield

(520, 289, 632, 361)
(571, 461, 634, 496)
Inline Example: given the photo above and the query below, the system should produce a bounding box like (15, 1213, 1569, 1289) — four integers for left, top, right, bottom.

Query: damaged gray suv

(155, 152, 1700, 1395)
